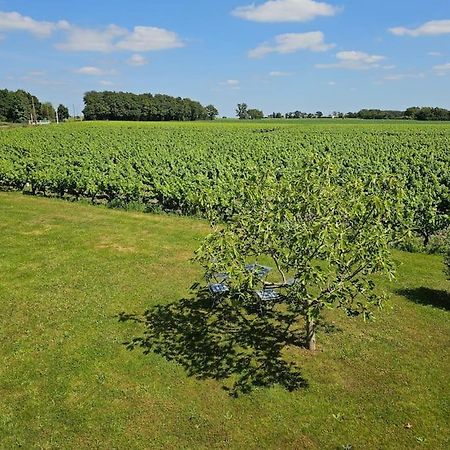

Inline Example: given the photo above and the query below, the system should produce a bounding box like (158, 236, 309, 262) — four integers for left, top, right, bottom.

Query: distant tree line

(0, 88, 69, 123)
(269, 111, 325, 119)
(345, 107, 450, 121)
(83, 91, 218, 121)
(274, 107, 450, 121)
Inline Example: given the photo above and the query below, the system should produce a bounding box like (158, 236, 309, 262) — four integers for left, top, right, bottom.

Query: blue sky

(0, 0, 449, 116)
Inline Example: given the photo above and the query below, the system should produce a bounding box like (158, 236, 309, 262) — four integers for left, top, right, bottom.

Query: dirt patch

(95, 241, 137, 253)
(22, 225, 53, 236)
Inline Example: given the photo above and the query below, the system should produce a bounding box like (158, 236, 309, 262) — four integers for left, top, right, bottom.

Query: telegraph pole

(31, 97, 37, 124)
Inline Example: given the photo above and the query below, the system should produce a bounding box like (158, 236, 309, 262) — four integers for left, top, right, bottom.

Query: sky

(0, 0, 449, 117)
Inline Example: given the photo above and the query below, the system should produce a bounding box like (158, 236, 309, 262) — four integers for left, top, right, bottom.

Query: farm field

(0, 120, 449, 251)
(1, 120, 450, 449)
(0, 192, 449, 449)
(4, 0, 450, 448)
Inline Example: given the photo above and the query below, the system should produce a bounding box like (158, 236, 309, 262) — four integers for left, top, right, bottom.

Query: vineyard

(0, 120, 449, 248)
(1, 120, 450, 448)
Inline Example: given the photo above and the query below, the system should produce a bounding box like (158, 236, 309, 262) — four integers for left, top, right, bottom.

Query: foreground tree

(195, 156, 406, 351)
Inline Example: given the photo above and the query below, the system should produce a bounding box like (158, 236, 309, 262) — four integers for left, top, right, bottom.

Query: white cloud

(57, 24, 183, 53)
(0, 10, 69, 37)
(219, 79, 240, 89)
(0, 10, 184, 54)
(316, 50, 386, 70)
(249, 31, 334, 58)
(232, 0, 339, 23)
(328, 81, 336, 85)
(56, 24, 127, 52)
(27, 71, 46, 77)
(389, 20, 450, 37)
(116, 26, 183, 52)
(127, 54, 148, 66)
(433, 62, 450, 76)
(269, 71, 292, 76)
(223, 79, 240, 86)
(75, 66, 116, 76)
(20, 71, 67, 86)
(428, 51, 442, 56)
(383, 73, 425, 81)
(99, 80, 115, 86)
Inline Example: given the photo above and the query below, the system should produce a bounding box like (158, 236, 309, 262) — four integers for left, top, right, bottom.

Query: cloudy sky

(1, 0, 449, 116)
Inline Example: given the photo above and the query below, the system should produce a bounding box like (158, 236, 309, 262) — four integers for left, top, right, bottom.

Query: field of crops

(0, 120, 449, 247)
(1, 120, 450, 448)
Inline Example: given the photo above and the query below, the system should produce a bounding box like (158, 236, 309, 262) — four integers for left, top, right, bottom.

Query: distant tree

(0, 89, 13, 121)
(316, 111, 323, 118)
(247, 109, 264, 120)
(40, 102, 56, 121)
(416, 107, 433, 121)
(205, 104, 219, 120)
(57, 104, 70, 121)
(405, 107, 420, 119)
(9, 90, 31, 123)
(236, 103, 249, 120)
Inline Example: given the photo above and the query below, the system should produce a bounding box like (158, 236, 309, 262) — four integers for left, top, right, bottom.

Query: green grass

(0, 192, 449, 449)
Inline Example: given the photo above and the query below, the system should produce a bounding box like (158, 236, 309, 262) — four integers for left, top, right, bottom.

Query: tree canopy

(57, 104, 70, 121)
(0, 89, 43, 123)
(247, 109, 264, 120)
(0, 89, 68, 123)
(195, 155, 407, 351)
(236, 103, 249, 120)
(83, 91, 216, 121)
(205, 105, 219, 120)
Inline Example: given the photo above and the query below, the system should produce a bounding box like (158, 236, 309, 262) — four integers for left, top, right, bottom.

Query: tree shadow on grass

(396, 287, 450, 311)
(118, 288, 308, 397)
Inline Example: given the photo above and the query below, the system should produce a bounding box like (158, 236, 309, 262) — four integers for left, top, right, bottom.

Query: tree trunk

(306, 316, 316, 351)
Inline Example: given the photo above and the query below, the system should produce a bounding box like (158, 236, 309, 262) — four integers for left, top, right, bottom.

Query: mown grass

(0, 192, 449, 449)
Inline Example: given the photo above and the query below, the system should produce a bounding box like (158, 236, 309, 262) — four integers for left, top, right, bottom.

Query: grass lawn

(0, 192, 449, 449)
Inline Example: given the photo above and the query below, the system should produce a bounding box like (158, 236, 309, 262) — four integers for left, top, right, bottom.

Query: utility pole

(55, 107, 59, 124)
(31, 97, 37, 124)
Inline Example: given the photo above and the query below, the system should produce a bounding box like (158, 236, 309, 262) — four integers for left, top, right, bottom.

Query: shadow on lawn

(118, 288, 308, 397)
(396, 287, 450, 311)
